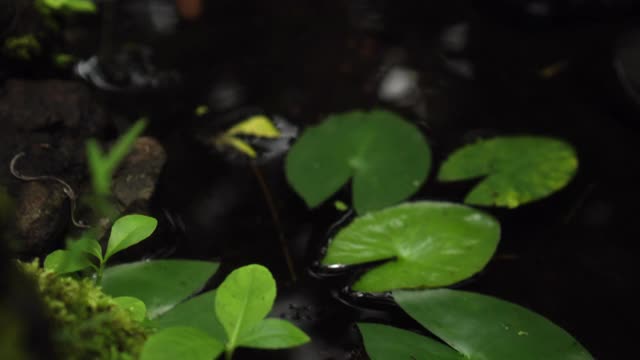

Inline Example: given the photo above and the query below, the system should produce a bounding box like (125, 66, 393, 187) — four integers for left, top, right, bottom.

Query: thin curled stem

(10, 152, 90, 229)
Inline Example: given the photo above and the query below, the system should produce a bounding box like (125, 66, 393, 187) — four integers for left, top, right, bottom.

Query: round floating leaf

(238, 318, 310, 349)
(358, 323, 462, 360)
(394, 289, 593, 360)
(101, 260, 219, 319)
(155, 290, 226, 341)
(215, 264, 276, 350)
(140, 327, 224, 360)
(104, 214, 158, 261)
(322, 201, 500, 292)
(113, 296, 146, 322)
(438, 136, 578, 208)
(286, 109, 431, 214)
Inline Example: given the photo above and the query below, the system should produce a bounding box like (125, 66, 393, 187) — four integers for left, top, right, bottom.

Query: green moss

(19, 261, 151, 360)
(3, 35, 42, 60)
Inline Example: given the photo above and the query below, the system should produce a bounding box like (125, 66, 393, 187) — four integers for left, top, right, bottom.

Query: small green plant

(87, 118, 147, 217)
(44, 214, 158, 283)
(286, 110, 432, 214)
(359, 289, 593, 359)
(140, 264, 310, 360)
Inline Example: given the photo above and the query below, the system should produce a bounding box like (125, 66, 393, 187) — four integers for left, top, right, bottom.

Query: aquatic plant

(286, 108, 589, 358)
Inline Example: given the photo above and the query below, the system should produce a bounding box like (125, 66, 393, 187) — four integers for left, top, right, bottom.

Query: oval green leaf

(215, 264, 276, 350)
(237, 318, 310, 349)
(44, 249, 92, 274)
(113, 296, 147, 322)
(286, 109, 431, 214)
(104, 214, 158, 261)
(101, 260, 219, 319)
(140, 326, 224, 360)
(322, 201, 500, 292)
(438, 136, 578, 208)
(394, 289, 593, 360)
(358, 323, 462, 360)
(155, 290, 226, 341)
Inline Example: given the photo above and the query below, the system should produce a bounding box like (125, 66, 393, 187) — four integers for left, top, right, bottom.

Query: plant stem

(95, 262, 104, 285)
(249, 161, 296, 282)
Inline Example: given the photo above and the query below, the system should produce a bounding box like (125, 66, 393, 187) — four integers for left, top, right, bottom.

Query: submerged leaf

(393, 289, 593, 360)
(101, 260, 219, 319)
(438, 136, 578, 208)
(286, 109, 431, 214)
(322, 201, 500, 292)
(140, 327, 224, 360)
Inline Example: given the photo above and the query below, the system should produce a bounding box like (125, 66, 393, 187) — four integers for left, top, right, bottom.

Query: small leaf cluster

(141, 264, 309, 360)
(44, 214, 158, 283)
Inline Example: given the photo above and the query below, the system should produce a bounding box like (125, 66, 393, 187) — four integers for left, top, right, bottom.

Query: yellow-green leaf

(216, 136, 257, 158)
(226, 115, 281, 138)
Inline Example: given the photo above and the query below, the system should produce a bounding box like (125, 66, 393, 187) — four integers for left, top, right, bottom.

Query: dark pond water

(2, 1, 640, 359)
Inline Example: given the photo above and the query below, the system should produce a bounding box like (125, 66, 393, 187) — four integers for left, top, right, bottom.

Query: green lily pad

(393, 289, 593, 360)
(322, 201, 500, 292)
(286, 110, 431, 214)
(101, 260, 219, 319)
(438, 136, 578, 208)
(358, 323, 462, 360)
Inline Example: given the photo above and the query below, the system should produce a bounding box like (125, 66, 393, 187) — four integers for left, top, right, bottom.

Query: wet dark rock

(14, 181, 67, 255)
(0, 79, 109, 133)
(112, 136, 167, 211)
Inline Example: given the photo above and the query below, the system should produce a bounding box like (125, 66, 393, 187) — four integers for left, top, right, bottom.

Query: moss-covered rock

(19, 261, 150, 360)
